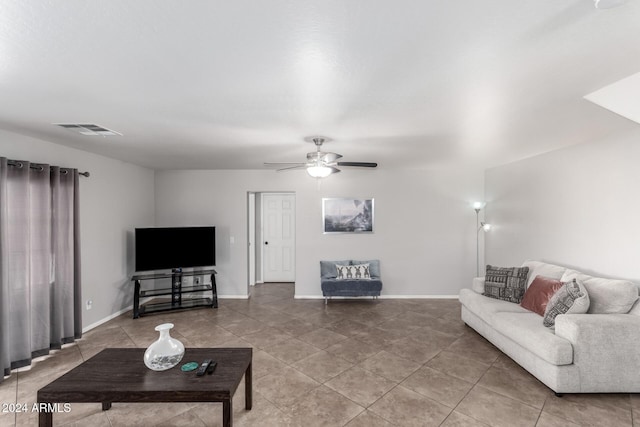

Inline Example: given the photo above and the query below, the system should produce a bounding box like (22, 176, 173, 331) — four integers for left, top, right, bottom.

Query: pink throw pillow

(520, 275, 564, 316)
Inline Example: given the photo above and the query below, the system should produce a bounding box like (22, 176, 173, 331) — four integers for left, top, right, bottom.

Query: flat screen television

(135, 226, 216, 272)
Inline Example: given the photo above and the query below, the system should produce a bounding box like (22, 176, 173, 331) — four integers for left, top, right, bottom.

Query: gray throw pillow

(543, 279, 589, 327)
(320, 260, 350, 279)
(484, 265, 530, 303)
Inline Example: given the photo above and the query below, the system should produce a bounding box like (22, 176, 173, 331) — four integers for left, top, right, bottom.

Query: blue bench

(320, 259, 382, 304)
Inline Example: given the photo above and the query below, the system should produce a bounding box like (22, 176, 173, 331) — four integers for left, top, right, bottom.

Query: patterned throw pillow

(543, 279, 590, 327)
(484, 265, 530, 303)
(336, 263, 371, 280)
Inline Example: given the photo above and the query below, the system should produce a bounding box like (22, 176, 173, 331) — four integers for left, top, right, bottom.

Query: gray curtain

(0, 158, 82, 382)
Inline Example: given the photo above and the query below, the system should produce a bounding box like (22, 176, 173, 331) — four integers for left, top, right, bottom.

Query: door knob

(264, 241, 269, 245)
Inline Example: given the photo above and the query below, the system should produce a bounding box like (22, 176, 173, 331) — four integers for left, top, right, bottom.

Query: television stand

(131, 268, 218, 318)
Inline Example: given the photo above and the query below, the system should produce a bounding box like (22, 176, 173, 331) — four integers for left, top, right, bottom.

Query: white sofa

(459, 260, 640, 394)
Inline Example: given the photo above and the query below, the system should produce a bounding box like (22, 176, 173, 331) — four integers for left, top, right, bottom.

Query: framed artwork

(322, 198, 374, 233)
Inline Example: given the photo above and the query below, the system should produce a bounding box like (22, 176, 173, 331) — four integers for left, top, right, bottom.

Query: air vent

(54, 123, 122, 136)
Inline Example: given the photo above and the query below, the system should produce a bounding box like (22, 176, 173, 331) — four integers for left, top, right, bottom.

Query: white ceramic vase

(143, 323, 185, 371)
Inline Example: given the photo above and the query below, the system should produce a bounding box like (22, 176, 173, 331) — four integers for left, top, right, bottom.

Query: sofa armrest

(554, 314, 640, 392)
(471, 277, 485, 294)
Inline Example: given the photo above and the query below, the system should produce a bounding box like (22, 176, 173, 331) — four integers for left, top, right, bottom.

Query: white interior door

(262, 193, 295, 282)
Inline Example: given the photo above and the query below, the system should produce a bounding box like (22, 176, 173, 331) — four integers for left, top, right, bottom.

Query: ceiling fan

(264, 137, 378, 178)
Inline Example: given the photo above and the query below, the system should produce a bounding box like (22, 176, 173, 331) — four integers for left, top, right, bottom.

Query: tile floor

(1, 283, 638, 426)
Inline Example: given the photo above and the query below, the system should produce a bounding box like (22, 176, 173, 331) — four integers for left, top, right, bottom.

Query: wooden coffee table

(37, 347, 252, 427)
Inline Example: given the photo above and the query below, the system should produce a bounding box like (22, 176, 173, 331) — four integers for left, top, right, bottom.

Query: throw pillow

(336, 263, 371, 280)
(484, 265, 530, 303)
(543, 279, 590, 327)
(520, 275, 564, 316)
(336, 265, 350, 280)
(351, 263, 371, 279)
(321, 260, 350, 279)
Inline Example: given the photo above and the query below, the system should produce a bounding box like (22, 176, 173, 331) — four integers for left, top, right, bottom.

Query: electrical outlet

(86, 299, 93, 310)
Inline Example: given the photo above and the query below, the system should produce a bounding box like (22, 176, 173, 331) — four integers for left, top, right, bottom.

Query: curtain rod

(7, 160, 90, 177)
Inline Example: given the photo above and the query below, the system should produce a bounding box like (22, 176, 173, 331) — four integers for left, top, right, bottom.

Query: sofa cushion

(520, 275, 564, 316)
(321, 279, 382, 295)
(561, 269, 638, 314)
(459, 289, 530, 326)
(320, 260, 351, 280)
(543, 279, 590, 327)
(484, 265, 529, 303)
(521, 260, 566, 288)
(492, 312, 574, 366)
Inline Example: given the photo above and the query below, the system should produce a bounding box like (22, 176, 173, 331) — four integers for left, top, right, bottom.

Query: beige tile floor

(1, 283, 638, 426)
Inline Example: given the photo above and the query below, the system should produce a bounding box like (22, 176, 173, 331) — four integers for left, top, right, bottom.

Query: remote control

(207, 361, 217, 374)
(196, 359, 212, 376)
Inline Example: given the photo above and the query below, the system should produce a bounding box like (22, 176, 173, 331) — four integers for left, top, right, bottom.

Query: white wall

(155, 167, 485, 298)
(0, 130, 155, 328)
(485, 129, 640, 282)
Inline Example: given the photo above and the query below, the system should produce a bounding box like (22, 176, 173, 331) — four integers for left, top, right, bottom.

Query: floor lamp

(474, 202, 491, 277)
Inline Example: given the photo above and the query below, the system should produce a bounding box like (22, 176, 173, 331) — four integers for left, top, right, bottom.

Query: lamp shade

(307, 165, 333, 178)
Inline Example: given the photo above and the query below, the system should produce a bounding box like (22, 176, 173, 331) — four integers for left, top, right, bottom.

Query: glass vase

(143, 323, 185, 371)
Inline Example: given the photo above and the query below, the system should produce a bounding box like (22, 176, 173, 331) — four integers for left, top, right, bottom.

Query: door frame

(247, 192, 256, 287)
(247, 191, 296, 287)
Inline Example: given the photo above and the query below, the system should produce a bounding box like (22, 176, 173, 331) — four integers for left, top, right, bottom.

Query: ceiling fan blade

(276, 165, 308, 172)
(264, 162, 307, 167)
(336, 161, 378, 168)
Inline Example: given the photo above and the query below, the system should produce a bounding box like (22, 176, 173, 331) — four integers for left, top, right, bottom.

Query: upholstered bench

(320, 259, 383, 304)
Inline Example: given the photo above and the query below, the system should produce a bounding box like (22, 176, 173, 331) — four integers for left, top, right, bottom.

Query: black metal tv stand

(131, 268, 218, 318)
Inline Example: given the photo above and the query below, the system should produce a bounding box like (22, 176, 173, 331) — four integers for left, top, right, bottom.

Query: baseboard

(83, 294, 167, 333)
(82, 294, 249, 333)
(82, 305, 134, 333)
(382, 295, 459, 299)
(294, 294, 459, 300)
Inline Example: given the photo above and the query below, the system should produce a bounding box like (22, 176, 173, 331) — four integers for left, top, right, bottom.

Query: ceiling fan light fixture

(307, 165, 333, 178)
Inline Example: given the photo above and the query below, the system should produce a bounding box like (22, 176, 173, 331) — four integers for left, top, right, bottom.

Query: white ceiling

(1, 1, 639, 171)
(585, 71, 640, 124)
